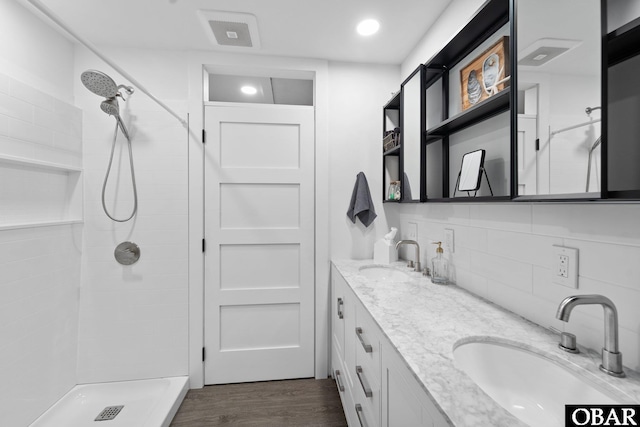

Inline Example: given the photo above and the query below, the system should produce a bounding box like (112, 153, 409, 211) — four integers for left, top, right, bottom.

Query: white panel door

(517, 115, 538, 195)
(204, 104, 315, 384)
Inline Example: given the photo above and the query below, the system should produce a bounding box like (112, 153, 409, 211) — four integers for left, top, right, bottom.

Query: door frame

(186, 53, 330, 388)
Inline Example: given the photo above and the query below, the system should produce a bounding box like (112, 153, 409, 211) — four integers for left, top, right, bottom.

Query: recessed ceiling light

(241, 85, 257, 95)
(357, 19, 380, 36)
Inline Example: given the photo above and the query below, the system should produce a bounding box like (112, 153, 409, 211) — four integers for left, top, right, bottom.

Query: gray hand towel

(346, 172, 377, 227)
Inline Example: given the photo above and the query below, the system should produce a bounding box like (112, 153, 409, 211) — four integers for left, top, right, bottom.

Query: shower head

(81, 70, 119, 98)
(81, 69, 135, 99)
(100, 98, 119, 116)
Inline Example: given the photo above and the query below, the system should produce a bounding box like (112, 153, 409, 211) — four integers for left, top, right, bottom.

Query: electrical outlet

(558, 255, 569, 278)
(445, 228, 455, 253)
(552, 245, 578, 288)
(407, 222, 418, 241)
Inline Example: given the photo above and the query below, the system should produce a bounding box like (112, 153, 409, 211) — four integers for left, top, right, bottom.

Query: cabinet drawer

(354, 301, 381, 383)
(353, 373, 381, 427)
(331, 266, 347, 361)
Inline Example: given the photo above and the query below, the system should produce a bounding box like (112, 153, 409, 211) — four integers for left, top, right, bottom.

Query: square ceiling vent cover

(518, 38, 581, 67)
(197, 10, 261, 50)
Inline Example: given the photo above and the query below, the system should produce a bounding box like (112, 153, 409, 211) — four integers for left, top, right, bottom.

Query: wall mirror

(516, 0, 602, 197)
(401, 66, 424, 202)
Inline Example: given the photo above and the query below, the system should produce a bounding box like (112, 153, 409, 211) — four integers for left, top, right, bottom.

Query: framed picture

(460, 36, 510, 111)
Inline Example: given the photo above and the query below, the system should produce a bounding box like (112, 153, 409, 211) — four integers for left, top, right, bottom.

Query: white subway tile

(488, 229, 562, 267)
(574, 276, 640, 333)
(10, 79, 54, 111)
(0, 114, 7, 136)
(470, 250, 534, 292)
(0, 74, 9, 94)
(469, 203, 533, 232)
(532, 204, 640, 245)
(419, 203, 470, 225)
(8, 117, 53, 145)
(454, 268, 489, 299)
(0, 93, 34, 122)
(564, 238, 640, 291)
(53, 131, 82, 152)
(457, 225, 488, 252)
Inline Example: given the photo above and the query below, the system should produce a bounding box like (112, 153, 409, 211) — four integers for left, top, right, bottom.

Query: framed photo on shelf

(460, 36, 510, 111)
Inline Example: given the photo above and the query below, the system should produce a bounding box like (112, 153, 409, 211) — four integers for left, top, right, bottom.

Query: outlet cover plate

(552, 245, 578, 288)
(445, 228, 455, 253)
(407, 222, 418, 241)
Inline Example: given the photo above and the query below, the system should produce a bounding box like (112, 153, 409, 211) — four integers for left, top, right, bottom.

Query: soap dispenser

(431, 242, 449, 284)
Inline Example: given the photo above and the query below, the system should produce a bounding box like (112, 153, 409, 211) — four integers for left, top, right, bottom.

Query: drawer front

(354, 302, 381, 383)
(353, 363, 381, 427)
(331, 266, 346, 360)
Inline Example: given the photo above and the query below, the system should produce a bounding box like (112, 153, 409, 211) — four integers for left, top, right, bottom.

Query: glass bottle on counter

(431, 241, 449, 284)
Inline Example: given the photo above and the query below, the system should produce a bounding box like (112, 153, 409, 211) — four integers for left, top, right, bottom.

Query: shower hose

(102, 121, 138, 222)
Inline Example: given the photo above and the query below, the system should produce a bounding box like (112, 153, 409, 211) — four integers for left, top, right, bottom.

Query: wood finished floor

(170, 378, 348, 427)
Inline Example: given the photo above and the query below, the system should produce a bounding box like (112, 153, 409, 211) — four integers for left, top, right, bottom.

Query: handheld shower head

(100, 98, 119, 116)
(100, 98, 130, 140)
(81, 70, 119, 98)
(100, 98, 120, 117)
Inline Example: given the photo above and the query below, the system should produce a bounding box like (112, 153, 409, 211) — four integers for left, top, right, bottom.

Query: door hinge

(202, 129, 206, 144)
(535, 138, 540, 151)
(202, 347, 206, 362)
(202, 238, 206, 253)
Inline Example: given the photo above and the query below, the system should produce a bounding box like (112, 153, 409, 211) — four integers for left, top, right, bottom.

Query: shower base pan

(30, 376, 189, 427)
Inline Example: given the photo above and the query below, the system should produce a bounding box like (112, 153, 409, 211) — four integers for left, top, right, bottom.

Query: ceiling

(31, 0, 453, 64)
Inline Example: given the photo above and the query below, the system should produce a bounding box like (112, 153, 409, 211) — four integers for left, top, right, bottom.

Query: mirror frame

(457, 149, 486, 192)
(400, 64, 426, 202)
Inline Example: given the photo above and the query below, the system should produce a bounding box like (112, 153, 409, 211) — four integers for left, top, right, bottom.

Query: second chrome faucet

(556, 294, 625, 377)
(395, 240, 421, 272)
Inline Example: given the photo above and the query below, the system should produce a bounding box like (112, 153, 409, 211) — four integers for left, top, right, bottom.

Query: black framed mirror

(454, 149, 492, 196)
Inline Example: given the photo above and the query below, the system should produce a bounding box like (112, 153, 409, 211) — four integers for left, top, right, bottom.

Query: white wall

(0, 0, 74, 100)
(328, 61, 400, 259)
(390, 0, 640, 371)
(74, 47, 190, 383)
(0, 1, 81, 424)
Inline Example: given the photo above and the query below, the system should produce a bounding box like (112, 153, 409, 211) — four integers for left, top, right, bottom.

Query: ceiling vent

(197, 11, 261, 50)
(518, 38, 581, 67)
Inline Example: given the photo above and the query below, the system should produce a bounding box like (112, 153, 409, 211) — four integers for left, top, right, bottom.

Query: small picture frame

(460, 36, 510, 111)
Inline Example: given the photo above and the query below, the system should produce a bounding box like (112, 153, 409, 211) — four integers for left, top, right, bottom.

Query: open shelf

(383, 91, 401, 109)
(0, 154, 82, 173)
(424, 0, 509, 88)
(0, 219, 83, 231)
(426, 196, 511, 203)
(426, 89, 510, 143)
(383, 145, 401, 156)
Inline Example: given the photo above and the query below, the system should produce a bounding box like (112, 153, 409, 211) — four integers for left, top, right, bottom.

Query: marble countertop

(332, 259, 640, 427)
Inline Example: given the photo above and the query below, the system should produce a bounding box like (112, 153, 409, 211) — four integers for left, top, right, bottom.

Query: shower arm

(25, 0, 188, 128)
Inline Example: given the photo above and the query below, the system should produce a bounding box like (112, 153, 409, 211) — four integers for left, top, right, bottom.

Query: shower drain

(95, 405, 124, 421)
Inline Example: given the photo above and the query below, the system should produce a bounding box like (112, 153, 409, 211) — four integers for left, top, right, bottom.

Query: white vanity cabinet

(331, 265, 451, 427)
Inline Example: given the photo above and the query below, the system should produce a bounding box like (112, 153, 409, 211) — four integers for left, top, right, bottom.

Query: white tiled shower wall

(396, 202, 640, 371)
(0, 71, 82, 426)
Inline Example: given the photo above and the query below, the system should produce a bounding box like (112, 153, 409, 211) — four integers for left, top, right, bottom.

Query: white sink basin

(358, 265, 410, 281)
(453, 340, 624, 427)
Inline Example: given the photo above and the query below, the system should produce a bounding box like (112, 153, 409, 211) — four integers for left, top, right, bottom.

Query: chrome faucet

(395, 240, 421, 272)
(556, 295, 625, 377)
